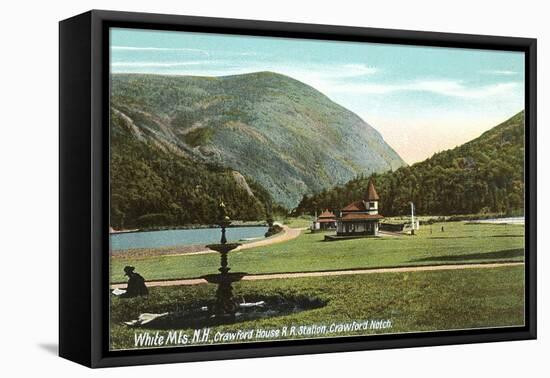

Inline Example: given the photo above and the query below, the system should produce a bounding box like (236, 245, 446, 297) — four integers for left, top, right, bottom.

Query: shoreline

(110, 222, 268, 235)
(111, 225, 302, 259)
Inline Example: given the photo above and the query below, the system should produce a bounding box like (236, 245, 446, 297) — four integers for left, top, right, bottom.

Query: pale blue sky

(110, 28, 525, 164)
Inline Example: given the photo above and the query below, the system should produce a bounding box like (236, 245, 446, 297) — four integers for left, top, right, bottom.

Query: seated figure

(121, 266, 148, 298)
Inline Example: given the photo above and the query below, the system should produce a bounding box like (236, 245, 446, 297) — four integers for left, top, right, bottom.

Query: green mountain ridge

(110, 107, 276, 229)
(111, 72, 405, 209)
(295, 111, 525, 216)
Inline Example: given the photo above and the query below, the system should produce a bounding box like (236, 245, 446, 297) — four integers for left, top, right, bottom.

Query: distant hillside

(295, 111, 525, 216)
(111, 72, 405, 209)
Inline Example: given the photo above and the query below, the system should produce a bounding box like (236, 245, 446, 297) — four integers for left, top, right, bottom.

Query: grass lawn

(110, 265, 525, 350)
(111, 221, 524, 283)
(280, 215, 313, 228)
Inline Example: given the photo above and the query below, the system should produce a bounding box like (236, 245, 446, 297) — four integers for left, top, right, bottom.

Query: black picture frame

(59, 9, 537, 368)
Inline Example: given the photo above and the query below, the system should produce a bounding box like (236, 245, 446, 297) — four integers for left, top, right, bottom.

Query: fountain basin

(202, 272, 247, 284)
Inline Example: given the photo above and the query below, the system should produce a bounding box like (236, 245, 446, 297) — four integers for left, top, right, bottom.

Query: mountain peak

(111, 72, 405, 208)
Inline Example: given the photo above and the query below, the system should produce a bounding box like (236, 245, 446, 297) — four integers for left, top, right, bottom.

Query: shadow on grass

(315, 236, 402, 243)
(490, 234, 524, 238)
(410, 248, 524, 263)
(428, 234, 523, 240)
(122, 294, 327, 330)
(428, 236, 471, 239)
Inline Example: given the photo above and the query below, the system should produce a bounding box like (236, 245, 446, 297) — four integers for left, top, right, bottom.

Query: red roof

(342, 201, 367, 212)
(318, 218, 336, 223)
(340, 213, 384, 221)
(318, 209, 336, 219)
(366, 179, 379, 201)
(341, 179, 380, 211)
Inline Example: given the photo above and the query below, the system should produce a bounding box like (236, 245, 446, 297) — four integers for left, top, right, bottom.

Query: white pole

(410, 202, 415, 231)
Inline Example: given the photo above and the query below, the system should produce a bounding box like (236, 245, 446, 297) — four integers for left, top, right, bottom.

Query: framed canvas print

(59, 10, 537, 368)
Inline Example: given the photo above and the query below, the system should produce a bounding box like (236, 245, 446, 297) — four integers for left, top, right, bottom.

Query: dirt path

(165, 225, 304, 257)
(236, 225, 303, 250)
(111, 261, 523, 289)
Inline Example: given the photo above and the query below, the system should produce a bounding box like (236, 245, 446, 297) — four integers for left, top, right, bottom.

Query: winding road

(166, 225, 304, 257)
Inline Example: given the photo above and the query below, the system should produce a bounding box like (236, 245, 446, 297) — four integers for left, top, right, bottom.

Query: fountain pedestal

(203, 243, 246, 316)
(200, 203, 248, 317)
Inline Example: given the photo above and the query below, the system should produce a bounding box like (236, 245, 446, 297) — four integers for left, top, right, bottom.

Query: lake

(110, 226, 269, 251)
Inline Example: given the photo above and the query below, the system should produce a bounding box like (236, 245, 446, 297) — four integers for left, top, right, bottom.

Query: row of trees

(294, 111, 525, 217)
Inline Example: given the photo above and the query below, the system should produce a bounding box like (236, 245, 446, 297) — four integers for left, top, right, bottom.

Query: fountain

(201, 201, 247, 317)
(122, 201, 327, 330)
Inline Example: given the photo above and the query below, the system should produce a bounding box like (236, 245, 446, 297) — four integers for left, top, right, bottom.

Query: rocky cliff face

(111, 71, 405, 209)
